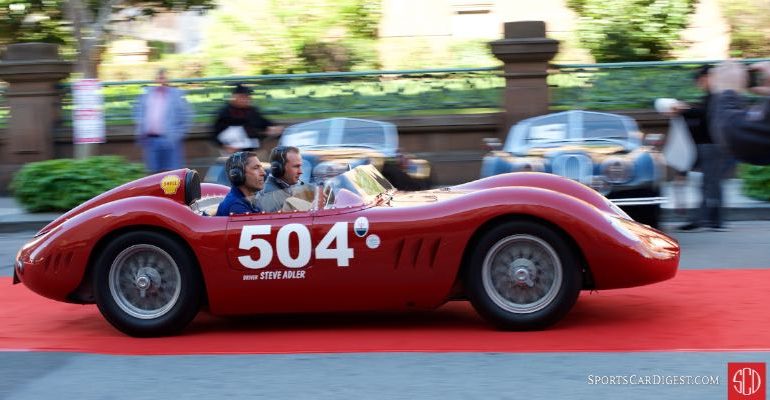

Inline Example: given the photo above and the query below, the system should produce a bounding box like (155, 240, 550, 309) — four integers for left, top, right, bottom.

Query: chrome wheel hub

(481, 234, 563, 314)
(108, 244, 181, 320)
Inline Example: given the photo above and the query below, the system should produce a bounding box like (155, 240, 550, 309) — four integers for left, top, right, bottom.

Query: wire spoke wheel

(482, 234, 561, 314)
(94, 231, 202, 337)
(466, 221, 581, 330)
(109, 244, 182, 320)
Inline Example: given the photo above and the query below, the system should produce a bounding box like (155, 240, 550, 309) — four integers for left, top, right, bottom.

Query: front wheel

(465, 221, 581, 330)
(94, 231, 202, 337)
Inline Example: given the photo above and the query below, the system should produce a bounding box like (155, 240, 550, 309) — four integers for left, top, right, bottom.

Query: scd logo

(728, 363, 766, 400)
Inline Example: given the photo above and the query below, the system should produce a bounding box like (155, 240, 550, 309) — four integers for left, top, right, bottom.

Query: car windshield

(281, 118, 392, 149)
(325, 164, 395, 206)
(520, 111, 634, 147)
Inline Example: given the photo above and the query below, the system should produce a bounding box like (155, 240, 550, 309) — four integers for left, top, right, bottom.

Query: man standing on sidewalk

(674, 65, 729, 232)
(133, 68, 193, 173)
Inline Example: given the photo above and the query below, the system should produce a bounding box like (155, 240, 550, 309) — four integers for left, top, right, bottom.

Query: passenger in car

(215, 151, 266, 216)
(258, 146, 308, 212)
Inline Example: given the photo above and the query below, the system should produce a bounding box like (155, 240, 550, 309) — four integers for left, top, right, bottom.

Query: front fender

(453, 172, 624, 217)
(17, 196, 227, 302)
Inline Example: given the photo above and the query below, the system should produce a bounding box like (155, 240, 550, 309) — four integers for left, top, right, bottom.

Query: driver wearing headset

(257, 145, 307, 212)
(215, 151, 266, 216)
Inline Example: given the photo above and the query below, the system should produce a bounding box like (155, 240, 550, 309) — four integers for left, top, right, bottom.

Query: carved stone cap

(2, 42, 62, 62)
(504, 21, 546, 39)
(489, 21, 559, 63)
(0, 43, 73, 81)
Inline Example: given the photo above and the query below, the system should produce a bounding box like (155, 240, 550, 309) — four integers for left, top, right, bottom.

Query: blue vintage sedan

(480, 110, 666, 226)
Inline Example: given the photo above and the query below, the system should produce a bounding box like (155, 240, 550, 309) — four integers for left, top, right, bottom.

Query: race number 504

(238, 222, 353, 269)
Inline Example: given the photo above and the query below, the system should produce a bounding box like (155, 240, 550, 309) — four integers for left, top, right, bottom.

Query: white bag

(217, 126, 259, 149)
(655, 98, 697, 173)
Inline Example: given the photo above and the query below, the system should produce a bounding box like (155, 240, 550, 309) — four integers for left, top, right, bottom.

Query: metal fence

(2, 59, 769, 127)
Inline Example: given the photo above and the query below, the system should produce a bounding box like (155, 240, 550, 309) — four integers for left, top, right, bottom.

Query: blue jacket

(133, 86, 192, 142)
(216, 187, 262, 216)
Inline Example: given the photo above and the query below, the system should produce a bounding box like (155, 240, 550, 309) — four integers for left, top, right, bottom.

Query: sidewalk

(1, 176, 769, 232)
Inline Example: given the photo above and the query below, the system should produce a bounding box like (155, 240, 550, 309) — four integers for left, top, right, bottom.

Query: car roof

(504, 110, 641, 153)
(280, 117, 399, 153)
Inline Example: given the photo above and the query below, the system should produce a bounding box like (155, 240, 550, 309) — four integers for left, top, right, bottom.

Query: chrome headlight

(312, 161, 349, 181)
(601, 157, 633, 184)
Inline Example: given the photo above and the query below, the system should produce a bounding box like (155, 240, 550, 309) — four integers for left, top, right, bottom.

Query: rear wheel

(94, 231, 202, 337)
(466, 221, 581, 330)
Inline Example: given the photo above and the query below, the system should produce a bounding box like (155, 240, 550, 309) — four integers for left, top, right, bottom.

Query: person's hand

(267, 125, 284, 137)
(709, 60, 748, 94)
(749, 61, 770, 96)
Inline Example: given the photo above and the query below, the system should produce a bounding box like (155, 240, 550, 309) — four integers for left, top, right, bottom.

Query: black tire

(465, 221, 581, 330)
(93, 231, 202, 337)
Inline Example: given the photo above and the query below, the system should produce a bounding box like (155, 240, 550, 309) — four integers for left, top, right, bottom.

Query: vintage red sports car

(14, 165, 679, 337)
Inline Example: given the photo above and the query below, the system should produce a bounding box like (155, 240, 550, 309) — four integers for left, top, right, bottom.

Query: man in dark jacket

(709, 60, 770, 166)
(215, 151, 266, 216)
(676, 65, 728, 232)
(211, 84, 283, 154)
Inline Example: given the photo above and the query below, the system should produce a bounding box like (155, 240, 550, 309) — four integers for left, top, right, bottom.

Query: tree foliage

(0, 0, 69, 46)
(567, 0, 697, 62)
(718, 0, 770, 58)
(0, 0, 216, 77)
(201, 0, 381, 75)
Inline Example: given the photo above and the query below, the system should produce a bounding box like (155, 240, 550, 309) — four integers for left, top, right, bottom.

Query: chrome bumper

(611, 197, 667, 207)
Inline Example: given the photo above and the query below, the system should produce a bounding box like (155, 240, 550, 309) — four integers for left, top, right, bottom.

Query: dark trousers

(693, 143, 724, 227)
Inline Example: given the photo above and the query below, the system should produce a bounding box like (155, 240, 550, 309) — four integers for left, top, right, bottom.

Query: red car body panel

(15, 168, 679, 317)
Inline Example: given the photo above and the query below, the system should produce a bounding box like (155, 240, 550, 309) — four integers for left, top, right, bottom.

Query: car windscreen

(581, 113, 632, 141)
(328, 164, 394, 204)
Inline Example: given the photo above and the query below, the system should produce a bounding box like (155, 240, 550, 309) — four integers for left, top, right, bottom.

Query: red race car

(14, 165, 679, 337)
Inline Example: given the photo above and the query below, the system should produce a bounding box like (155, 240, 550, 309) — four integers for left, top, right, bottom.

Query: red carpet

(1, 269, 768, 355)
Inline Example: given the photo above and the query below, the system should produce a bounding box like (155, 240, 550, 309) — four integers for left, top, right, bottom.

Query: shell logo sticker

(160, 175, 181, 195)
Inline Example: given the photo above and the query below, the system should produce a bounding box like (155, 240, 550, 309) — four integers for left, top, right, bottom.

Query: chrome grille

(552, 154, 593, 183)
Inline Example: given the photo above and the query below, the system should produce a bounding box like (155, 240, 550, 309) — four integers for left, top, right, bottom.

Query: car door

(223, 210, 318, 313)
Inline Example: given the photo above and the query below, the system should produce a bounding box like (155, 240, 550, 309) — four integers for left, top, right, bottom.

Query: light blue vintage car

(278, 117, 433, 191)
(480, 110, 666, 226)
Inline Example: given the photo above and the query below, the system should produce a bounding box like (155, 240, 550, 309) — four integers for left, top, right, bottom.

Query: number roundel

(238, 222, 355, 269)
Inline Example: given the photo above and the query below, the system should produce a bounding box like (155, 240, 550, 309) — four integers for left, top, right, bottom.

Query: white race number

(315, 222, 354, 267)
(237, 222, 355, 269)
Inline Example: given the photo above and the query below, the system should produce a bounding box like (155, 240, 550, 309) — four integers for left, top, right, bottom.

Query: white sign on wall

(72, 79, 105, 144)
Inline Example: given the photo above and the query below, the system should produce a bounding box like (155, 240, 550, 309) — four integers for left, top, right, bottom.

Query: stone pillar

(490, 21, 559, 134)
(0, 43, 72, 193)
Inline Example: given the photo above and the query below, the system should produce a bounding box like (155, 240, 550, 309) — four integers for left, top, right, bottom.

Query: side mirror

(483, 137, 503, 151)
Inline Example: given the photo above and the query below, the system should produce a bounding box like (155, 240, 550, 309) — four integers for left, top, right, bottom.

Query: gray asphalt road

(1, 352, 767, 400)
(2, 223, 768, 399)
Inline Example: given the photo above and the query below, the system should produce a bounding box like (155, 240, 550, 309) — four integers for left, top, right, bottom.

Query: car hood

(523, 144, 629, 159)
(388, 189, 465, 206)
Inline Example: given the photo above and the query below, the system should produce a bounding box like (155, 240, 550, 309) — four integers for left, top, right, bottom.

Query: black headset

(270, 146, 290, 178)
(227, 151, 247, 187)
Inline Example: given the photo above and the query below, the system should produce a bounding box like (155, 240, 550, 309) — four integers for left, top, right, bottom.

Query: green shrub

(10, 156, 146, 212)
(738, 163, 770, 201)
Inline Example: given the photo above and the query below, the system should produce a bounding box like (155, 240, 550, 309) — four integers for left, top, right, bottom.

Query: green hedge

(738, 163, 770, 201)
(11, 156, 146, 212)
